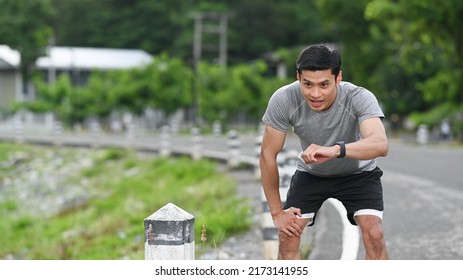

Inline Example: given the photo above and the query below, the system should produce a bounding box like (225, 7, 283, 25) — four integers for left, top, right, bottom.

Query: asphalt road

(376, 142, 463, 259)
(301, 139, 463, 260)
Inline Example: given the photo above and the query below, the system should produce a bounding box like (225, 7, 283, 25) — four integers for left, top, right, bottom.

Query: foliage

(197, 60, 290, 125)
(18, 53, 193, 127)
(1, 0, 463, 137)
(18, 57, 290, 129)
(47, 0, 328, 64)
(365, 0, 463, 115)
(0, 0, 55, 88)
(0, 143, 251, 259)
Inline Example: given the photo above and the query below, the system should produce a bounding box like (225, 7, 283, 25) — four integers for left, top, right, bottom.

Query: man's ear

(336, 71, 343, 84)
(296, 71, 301, 81)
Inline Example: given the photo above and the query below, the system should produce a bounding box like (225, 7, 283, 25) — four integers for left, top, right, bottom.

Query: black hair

(296, 44, 341, 80)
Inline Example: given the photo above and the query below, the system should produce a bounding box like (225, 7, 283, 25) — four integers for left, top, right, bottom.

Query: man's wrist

(335, 141, 346, 158)
(271, 208, 284, 217)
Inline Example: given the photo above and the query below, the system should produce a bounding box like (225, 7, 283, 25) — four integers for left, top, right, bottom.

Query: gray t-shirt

(262, 80, 384, 177)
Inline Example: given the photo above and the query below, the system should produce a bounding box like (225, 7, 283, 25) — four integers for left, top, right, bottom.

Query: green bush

(0, 143, 251, 259)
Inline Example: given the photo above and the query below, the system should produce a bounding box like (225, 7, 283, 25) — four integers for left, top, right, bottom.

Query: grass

(0, 142, 252, 259)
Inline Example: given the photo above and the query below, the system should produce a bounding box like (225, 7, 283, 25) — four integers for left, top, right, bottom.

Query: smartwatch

(335, 141, 346, 158)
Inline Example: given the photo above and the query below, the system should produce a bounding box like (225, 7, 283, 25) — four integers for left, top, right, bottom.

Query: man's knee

(356, 215, 386, 242)
(356, 215, 388, 259)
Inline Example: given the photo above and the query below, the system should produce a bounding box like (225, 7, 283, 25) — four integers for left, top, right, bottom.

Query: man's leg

(355, 215, 389, 260)
(277, 218, 309, 260)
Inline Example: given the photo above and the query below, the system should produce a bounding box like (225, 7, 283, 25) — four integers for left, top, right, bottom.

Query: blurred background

(0, 0, 462, 141)
(1, 0, 462, 260)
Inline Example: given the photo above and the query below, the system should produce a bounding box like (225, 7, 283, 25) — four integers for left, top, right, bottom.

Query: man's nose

(310, 87, 321, 98)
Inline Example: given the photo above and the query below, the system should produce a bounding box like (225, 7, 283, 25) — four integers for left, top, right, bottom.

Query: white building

(0, 45, 153, 109)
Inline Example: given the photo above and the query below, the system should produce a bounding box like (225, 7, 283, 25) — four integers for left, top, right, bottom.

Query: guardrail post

(14, 115, 23, 144)
(417, 124, 429, 145)
(191, 126, 202, 160)
(125, 122, 136, 149)
(254, 134, 263, 179)
(159, 125, 171, 157)
(53, 120, 63, 147)
(212, 120, 222, 137)
(144, 203, 195, 260)
(90, 119, 101, 148)
(227, 130, 240, 167)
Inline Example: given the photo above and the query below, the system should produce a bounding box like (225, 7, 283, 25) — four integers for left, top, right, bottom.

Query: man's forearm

(260, 158, 283, 216)
(345, 135, 388, 160)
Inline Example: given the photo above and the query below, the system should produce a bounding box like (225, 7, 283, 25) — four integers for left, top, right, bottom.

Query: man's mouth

(310, 100, 323, 108)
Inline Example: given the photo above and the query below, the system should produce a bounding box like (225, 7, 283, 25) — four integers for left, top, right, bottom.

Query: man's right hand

(272, 207, 306, 237)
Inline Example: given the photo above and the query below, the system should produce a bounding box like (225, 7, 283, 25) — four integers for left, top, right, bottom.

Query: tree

(197, 61, 290, 125)
(50, 0, 192, 56)
(366, 0, 463, 137)
(366, 0, 463, 104)
(48, 0, 329, 65)
(0, 0, 55, 96)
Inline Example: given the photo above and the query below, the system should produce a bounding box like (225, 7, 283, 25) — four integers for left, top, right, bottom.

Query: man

(260, 44, 389, 260)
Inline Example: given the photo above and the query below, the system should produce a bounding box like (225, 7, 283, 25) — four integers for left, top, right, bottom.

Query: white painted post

(14, 114, 23, 144)
(159, 125, 171, 157)
(254, 134, 263, 179)
(417, 124, 429, 145)
(125, 123, 136, 149)
(227, 130, 240, 167)
(90, 119, 101, 148)
(53, 120, 63, 147)
(191, 126, 202, 160)
(144, 203, 195, 260)
(212, 120, 222, 137)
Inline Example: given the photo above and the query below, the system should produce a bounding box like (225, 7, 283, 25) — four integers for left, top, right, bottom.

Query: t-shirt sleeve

(262, 89, 290, 132)
(354, 88, 385, 123)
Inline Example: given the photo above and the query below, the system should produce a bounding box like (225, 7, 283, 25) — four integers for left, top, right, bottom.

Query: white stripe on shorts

(354, 209, 383, 219)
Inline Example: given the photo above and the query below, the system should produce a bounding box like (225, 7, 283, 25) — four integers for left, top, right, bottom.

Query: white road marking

(327, 198, 360, 260)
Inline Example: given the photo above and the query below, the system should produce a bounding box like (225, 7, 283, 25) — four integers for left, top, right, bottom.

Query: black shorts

(283, 167, 384, 226)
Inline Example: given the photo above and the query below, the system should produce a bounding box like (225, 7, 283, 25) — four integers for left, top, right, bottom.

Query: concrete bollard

(53, 120, 63, 147)
(417, 124, 429, 145)
(280, 149, 299, 188)
(144, 203, 195, 260)
(227, 130, 241, 167)
(254, 134, 263, 179)
(14, 116, 23, 144)
(159, 125, 171, 157)
(191, 126, 202, 160)
(90, 119, 101, 148)
(125, 122, 136, 149)
(212, 120, 222, 137)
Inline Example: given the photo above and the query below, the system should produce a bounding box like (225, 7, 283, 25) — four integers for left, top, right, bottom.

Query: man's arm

(260, 125, 304, 237)
(300, 117, 388, 164)
(260, 125, 286, 216)
(345, 117, 388, 159)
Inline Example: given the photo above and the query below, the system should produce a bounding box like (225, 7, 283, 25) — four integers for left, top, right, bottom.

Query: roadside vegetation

(0, 142, 251, 259)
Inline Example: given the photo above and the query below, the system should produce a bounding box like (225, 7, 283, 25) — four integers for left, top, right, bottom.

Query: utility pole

(190, 12, 232, 125)
(192, 12, 232, 68)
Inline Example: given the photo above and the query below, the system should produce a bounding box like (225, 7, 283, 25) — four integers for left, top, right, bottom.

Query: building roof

(0, 45, 153, 70)
(36, 46, 153, 70)
(0, 45, 21, 69)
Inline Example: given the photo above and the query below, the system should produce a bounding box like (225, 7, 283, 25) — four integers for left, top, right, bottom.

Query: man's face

(297, 69, 342, 111)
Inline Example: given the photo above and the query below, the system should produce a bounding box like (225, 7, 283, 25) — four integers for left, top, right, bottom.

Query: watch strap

(336, 141, 346, 158)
